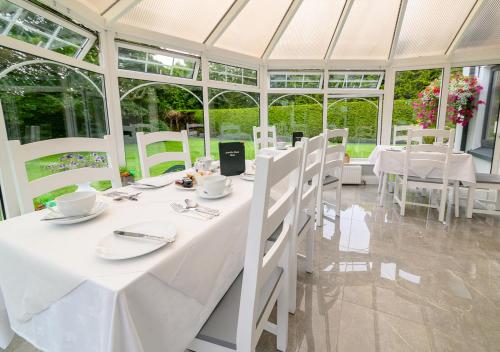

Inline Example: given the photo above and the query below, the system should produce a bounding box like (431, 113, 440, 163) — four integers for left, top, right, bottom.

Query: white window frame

(208, 60, 259, 88)
(328, 71, 385, 89)
(268, 70, 324, 90)
(116, 41, 200, 82)
(2, 0, 96, 59)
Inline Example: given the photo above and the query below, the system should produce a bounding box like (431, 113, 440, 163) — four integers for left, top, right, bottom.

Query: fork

(170, 203, 214, 220)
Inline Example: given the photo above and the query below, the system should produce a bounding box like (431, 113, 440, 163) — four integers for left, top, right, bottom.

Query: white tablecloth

(0, 171, 254, 352)
(368, 145, 477, 184)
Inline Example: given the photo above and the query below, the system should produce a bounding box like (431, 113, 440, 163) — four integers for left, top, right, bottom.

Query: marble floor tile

(3, 185, 500, 352)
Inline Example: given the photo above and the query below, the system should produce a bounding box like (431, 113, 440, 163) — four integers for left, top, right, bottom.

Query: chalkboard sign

(219, 142, 245, 176)
(292, 132, 304, 147)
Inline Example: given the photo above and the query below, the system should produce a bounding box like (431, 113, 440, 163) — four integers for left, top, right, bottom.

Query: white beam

(437, 65, 451, 129)
(0, 103, 20, 218)
(388, 0, 408, 61)
(262, 0, 303, 60)
(204, 0, 249, 47)
(445, 0, 486, 56)
(324, 0, 354, 60)
(38, 0, 105, 30)
(381, 67, 396, 145)
(201, 56, 211, 157)
(102, 0, 142, 24)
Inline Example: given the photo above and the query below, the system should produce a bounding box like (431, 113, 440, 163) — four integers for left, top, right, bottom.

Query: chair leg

(379, 173, 388, 206)
(316, 188, 323, 227)
(288, 230, 298, 314)
(466, 185, 475, 219)
(378, 172, 384, 193)
(277, 274, 289, 351)
(393, 175, 400, 204)
(400, 179, 407, 216)
(305, 227, 314, 274)
(439, 187, 447, 222)
(454, 182, 460, 218)
(335, 184, 342, 217)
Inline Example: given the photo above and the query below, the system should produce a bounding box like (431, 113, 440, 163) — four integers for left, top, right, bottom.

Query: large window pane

(208, 88, 259, 160)
(268, 94, 323, 143)
(208, 62, 258, 86)
(392, 68, 443, 141)
(119, 78, 204, 178)
(0, 47, 108, 208)
(327, 97, 379, 158)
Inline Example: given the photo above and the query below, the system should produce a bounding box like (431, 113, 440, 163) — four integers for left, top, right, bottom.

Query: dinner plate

(240, 172, 255, 181)
(95, 221, 176, 260)
(196, 187, 232, 199)
(41, 202, 108, 224)
(130, 176, 173, 189)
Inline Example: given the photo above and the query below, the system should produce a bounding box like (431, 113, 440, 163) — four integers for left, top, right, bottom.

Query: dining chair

(253, 125, 277, 154)
(465, 173, 500, 218)
(316, 128, 348, 223)
(393, 128, 456, 223)
(189, 147, 301, 352)
(7, 135, 121, 214)
(136, 130, 191, 178)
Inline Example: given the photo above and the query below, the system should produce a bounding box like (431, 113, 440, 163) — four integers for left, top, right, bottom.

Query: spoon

(113, 192, 142, 201)
(184, 199, 221, 216)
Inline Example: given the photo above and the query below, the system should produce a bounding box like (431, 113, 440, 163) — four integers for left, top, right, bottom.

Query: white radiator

(342, 165, 362, 184)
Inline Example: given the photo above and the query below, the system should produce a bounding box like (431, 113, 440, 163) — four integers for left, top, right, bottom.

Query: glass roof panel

(118, 0, 234, 43)
(394, 0, 476, 58)
(270, 0, 345, 60)
(331, 0, 400, 60)
(215, 0, 292, 57)
(78, 0, 116, 14)
(455, 0, 500, 52)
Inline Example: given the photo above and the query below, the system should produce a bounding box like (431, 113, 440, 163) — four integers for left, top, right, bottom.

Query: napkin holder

(219, 142, 246, 176)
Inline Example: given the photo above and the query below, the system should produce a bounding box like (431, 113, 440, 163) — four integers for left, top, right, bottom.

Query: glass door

(327, 95, 381, 158)
(488, 69, 500, 173)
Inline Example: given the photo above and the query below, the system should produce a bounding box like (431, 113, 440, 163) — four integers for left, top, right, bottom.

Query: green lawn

(23, 138, 374, 209)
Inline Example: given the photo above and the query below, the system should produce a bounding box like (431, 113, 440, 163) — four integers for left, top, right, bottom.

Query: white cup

(203, 175, 232, 196)
(276, 141, 287, 150)
(48, 191, 96, 217)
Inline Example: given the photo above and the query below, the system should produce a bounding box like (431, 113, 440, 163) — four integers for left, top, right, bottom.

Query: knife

(114, 230, 168, 242)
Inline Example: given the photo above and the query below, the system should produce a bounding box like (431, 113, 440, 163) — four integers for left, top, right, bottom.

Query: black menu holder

(292, 132, 304, 147)
(219, 142, 245, 176)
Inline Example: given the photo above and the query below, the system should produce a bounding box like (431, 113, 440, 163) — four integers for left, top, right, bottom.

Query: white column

(381, 68, 396, 145)
(201, 56, 211, 157)
(437, 65, 451, 129)
(259, 64, 268, 130)
(100, 30, 126, 165)
(322, 68, 328, 130)
(0, 103, 20, 217)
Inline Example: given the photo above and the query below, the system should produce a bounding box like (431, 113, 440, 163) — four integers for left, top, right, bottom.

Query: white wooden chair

(465, 173, 500, 218)
(136, 130, 191, 178)
(393, 125, 423, 145)
(393, 129, 455, 223)
(7, 135, 121, 214)
(253, 125, 277, 154)
(189, 147, 301, 352)
(317, 128, 348, 223)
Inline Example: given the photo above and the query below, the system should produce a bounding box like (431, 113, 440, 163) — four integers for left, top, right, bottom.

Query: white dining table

(0, 170, 254, 352)
(368, 145, 477, 206)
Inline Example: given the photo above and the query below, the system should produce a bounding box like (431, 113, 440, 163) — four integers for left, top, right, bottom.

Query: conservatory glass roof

(35, 0, 500, 63)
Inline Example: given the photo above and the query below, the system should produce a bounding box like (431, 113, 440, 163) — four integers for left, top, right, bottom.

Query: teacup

(276, 141, 287, 150)
(48, 191, 96, 217)
(202, 175, 232, 196)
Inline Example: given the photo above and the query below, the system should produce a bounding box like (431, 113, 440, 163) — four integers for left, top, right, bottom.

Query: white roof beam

(324, 0, 354, 60)
(38, 0, 105, 30)
(102, 0, 143, 25)
(445, 0, 486, 56)
(262, 0, 304, 60)
(388, 0, 408, 61)
(204, 0, 249, 47)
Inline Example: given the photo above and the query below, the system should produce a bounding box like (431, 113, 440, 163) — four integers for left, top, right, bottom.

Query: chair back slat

(7, 135, 121, 214)
(253, 125, 277, 153)
(393, 125, 423, 145)
(136, 130, 191, 178)
(237, 147, 301, 350)
(319, 128, 348, 186)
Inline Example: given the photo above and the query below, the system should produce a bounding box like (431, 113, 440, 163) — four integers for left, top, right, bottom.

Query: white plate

(240, 172, 255, 181)
(131, 176, 173, 189)
(196, 187, 232, 199)
(42, 202, 108, 224)
(95, 221, 176, 260)
(175, 183, 197, 191)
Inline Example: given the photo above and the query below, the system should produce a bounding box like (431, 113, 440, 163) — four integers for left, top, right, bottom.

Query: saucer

(196, 187, 232, 199)
(175, 183, 197, 191)
(42, 202, 108, 224)
(240, 172, 255, 181)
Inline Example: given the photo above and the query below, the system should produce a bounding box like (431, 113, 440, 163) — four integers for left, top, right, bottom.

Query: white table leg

(379, 172, 388, 207)
(466, 185, 475, 219)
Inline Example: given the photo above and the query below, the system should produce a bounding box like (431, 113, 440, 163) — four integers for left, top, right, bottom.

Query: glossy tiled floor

(4, 185, 500, 351)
